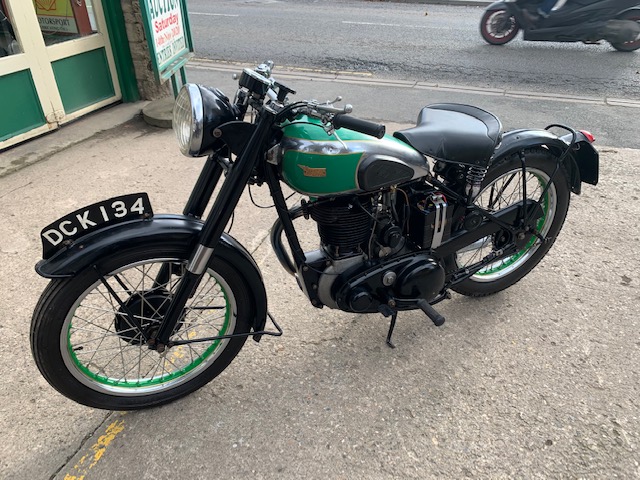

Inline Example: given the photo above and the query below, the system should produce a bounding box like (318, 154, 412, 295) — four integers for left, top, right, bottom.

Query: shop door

(0, 0, 121, 150)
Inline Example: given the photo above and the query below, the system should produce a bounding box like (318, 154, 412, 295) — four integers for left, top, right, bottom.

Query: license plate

(40, 193, 153, 259)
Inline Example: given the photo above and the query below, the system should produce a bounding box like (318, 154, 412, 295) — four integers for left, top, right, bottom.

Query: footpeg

(416, 299, 445, 326)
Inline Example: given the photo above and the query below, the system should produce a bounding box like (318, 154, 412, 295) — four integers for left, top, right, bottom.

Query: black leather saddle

(394, 104, 502, 167)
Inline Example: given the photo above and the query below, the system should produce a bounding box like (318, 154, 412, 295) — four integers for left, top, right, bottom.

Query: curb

(187, 59, 640, 109)
(365, 0, 493, 5)
(424, 0, 493, 5)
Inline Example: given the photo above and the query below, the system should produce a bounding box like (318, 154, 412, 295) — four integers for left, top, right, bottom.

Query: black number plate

(40, 193, 153, 259)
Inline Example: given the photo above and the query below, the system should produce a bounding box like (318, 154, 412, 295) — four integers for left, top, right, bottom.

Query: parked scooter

(480, 0, 640, 51)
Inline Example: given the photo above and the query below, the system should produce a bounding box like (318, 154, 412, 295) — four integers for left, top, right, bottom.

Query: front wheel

(610, 10, 640, 52)
(480, 8, 520, 45)
(451, 148, 571, 297)
(31, 244, 252, 410)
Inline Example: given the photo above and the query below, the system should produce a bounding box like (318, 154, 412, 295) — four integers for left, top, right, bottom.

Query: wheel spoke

(61, 257, 237, 394)
(454, 163, 558, 280)
(488, 172, 518, 210)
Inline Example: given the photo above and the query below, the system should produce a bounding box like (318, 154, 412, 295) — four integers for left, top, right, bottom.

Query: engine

(300, 183, 451, 312)
(309, 196, 374, 259)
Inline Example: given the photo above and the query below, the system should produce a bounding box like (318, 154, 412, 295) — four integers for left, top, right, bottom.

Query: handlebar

(333, 114, 386, 139)
(238, 62, 387, 139)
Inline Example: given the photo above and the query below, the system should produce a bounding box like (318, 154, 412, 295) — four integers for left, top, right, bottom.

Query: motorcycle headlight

(173, 84, 237, 157)
(173, 84, 204, 157)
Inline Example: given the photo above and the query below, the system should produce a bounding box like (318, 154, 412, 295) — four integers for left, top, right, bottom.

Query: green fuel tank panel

(279, 117, 429, 197)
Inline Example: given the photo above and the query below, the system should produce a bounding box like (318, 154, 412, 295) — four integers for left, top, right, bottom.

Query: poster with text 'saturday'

(143, 0, 193, 80)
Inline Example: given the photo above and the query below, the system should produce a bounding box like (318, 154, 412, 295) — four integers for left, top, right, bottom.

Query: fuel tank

(278, 116, 429, 196)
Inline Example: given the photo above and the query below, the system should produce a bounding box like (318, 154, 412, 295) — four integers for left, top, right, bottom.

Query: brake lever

(308, 100, 353, 115)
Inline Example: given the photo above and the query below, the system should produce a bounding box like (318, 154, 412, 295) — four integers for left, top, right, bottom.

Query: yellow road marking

(64, 415, 126, 480)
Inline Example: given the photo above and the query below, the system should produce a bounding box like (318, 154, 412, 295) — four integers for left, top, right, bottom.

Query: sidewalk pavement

(1, 70, 639, 479)
(0, 102, 148, 178)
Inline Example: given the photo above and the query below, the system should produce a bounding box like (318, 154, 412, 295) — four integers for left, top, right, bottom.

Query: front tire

(610, 10, 640, 52)
(31, 244, 252, 410)
(480, 8, 520, 45)
(451, 148, 571, 297)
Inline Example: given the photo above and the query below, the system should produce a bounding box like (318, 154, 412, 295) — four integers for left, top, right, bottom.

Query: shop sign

(33, 0, 78, 34)
(140, 0, 193, 82)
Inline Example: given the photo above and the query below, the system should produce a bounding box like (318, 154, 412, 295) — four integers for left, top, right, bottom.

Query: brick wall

(120, 0, 171, 100)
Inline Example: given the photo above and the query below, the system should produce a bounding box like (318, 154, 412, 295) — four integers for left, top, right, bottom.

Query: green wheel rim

(456, 169, 557, 282)
(61, 258, 236, 396)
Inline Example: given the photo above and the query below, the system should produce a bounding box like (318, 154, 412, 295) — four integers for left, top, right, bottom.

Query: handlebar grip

(333, 114, 386, 139)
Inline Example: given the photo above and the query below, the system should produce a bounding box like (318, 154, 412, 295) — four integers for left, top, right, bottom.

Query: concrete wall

(120, 0, 171, 100)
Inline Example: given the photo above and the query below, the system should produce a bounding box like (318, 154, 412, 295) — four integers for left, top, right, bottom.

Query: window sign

(139, 0, 193, 82)
(34, 0, 79, 34)
(33, 0, 97, 45)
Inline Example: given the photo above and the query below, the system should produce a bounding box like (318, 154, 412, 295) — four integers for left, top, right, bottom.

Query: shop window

(0, 1, 20, 57)
(33, 0, 98, 46)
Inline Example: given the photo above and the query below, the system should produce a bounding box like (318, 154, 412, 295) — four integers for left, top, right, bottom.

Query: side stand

(379, 297, 447, 348)
(379, 304, 398, 349)
(385, 313, 398, 349)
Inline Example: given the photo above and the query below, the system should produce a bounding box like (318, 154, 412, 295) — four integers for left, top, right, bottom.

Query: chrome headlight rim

(174, 84, 204, 157)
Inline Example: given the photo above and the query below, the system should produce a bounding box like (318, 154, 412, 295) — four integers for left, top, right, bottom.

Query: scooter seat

(393, 104, 502, 167)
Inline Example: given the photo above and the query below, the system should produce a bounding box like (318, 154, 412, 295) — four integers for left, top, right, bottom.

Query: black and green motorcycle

(31, 62, 599, 410)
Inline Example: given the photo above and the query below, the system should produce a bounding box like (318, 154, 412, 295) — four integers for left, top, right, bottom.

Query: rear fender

(35, 214, 268, 334)
(493, 129, 599, 194)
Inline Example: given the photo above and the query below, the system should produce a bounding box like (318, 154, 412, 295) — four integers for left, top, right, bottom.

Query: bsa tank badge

(298, 165, 327, 177)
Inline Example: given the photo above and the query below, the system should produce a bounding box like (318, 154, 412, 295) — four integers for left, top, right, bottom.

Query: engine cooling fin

(309, 197, 373, 258)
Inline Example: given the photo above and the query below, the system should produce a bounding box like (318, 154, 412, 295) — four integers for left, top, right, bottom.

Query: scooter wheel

(480, 8, 520, 45)
(610, 10, 640, 52)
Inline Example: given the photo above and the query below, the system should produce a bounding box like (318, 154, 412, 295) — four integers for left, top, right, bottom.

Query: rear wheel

(451, 149, 571, 297)
(480, 8, 520, 45)
(610, 10, 640, 52)
(31, 244, 251, 410)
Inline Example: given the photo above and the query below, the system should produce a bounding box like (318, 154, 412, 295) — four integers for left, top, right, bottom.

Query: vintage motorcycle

(30, 62, 599, 410)
(480, 0, 640, 51)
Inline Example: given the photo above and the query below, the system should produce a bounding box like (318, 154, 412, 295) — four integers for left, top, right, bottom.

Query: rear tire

(480, 8, 520, 45)
(451, 149, 571, 297)
(31, 244, 251, 410)
(610, 10, 640, 52)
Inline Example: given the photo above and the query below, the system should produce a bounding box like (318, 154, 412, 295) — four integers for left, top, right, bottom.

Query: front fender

(493, 129, 599, 194)
(35, 214, 268, 334)
(485, 0, 510, 10)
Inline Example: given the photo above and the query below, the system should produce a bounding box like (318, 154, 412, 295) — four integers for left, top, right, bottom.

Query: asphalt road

(186, 0, 640, 100)
(185, 61, 640, 149)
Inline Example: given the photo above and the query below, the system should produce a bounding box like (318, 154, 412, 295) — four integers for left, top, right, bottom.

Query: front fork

(150, 109, 276, 351)
(152, 154, 225, 289)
